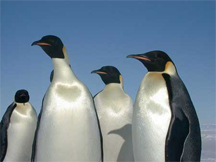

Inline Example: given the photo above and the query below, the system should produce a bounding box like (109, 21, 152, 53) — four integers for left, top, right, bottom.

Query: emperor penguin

(91, 66, 134, 162)
(127, 51, 201, 162)
(31, 35, 102, 161)
(0, 89, 37, 162)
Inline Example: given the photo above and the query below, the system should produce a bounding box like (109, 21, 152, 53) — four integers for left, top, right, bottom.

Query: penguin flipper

(165, 103, 190, 162)
(0, 103, 16, 161)
(162, 73, 201, 161)
(31, 97, 44, 162)
(92, 101, 103, 161)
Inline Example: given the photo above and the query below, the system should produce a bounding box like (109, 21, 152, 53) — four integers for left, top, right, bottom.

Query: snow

(201, 124, 216, 162)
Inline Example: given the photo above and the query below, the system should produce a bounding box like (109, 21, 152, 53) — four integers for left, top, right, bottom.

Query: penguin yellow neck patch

(62, 46, 70, 65)
(119, 75, 123, 84)
(63, 46, 66, 55)
(164, 61, 176, 75)
(119, 75, 124, 89)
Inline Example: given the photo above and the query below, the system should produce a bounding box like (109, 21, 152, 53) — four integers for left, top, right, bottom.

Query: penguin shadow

(108, 124, 134, 162)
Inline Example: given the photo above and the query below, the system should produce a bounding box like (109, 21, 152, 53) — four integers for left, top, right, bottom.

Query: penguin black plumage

(127, 51, 201, 162)
(0, 90, 37, 162)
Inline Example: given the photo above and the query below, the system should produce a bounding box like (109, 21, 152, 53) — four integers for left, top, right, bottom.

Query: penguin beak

(31, 40, 52, 46)
(127, 54, 151, 61)
(91, 70, 107, 75)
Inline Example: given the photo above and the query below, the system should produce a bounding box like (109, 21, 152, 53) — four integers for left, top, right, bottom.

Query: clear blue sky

(1, 1, 215, 124)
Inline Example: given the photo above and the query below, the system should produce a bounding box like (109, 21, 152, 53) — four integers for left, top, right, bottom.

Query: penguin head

(127, 50, 173, 72)
(15, 89, 30, 103)
(91, 66, 122, 85)
(32, 35, 64, 59)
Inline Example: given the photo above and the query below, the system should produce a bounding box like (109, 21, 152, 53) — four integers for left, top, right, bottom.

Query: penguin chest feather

(94, 84, 133, 162)
(133, 72, 171, 162)
(36, 82, 101, 161)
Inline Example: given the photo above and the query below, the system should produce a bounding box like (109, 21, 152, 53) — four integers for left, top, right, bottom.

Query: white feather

(35, 58, 101, 161)
(94, 83, 134, 162)
(4, 102, 37, 162)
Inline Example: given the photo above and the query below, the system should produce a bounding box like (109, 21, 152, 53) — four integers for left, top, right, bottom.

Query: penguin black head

(127, 50, 173, 72)
(32, 35, 64, 59)
(91, 66, 122, 85)
(15, 89, 30, 103)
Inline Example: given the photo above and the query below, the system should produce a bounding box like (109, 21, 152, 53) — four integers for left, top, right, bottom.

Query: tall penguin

(0, 89, 37, 162)
(92, 66, 134, 162)
(127, 51, 201, 162)
(31, 35, 102, 161)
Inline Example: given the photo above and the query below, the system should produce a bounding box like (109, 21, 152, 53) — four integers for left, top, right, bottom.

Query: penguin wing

(0, 103, 16, 161)
(31, 97, 44, 162)
(165, 105, 189, 162)
(92, 101, 104, 161)
(163, 74, 190, 162)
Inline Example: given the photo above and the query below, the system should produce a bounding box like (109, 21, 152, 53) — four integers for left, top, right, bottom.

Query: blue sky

(1, 1, 215, 124)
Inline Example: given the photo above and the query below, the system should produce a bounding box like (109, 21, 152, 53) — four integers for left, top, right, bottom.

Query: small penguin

(31, 35, 102, 161)
(92, 66, 134, 162)
(127, 51, 201, 162)
(0, 89, 37, 162)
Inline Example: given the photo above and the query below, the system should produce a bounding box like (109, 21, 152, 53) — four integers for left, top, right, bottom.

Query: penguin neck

(62, 46, 70, 66)
(147, 62, 177, 76)
(15, 102, 30, 107)
(104, 83, 123, 91)
(52, 58, 77, 83)
(119, 75, 124, 89)
(14, 102, 32, 116)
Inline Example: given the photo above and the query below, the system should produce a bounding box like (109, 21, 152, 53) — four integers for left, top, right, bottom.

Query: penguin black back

(163, 73, 201, 161)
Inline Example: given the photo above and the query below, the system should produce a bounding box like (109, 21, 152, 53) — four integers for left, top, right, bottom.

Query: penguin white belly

(36, 84, 101, 161)
(4, 103, 37, 162)
(97, 108, 125, 162)
(94, 85, 133, 162)
(133, 73, 171, 162)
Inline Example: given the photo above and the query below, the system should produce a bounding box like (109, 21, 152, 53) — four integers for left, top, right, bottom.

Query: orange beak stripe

(133, 56, 151, 61)
(36, 42, 52, 46)
(96, 71, 107, 75)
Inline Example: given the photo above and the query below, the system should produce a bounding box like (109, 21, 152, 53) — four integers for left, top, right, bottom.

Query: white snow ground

(201, 124, 216, 162)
